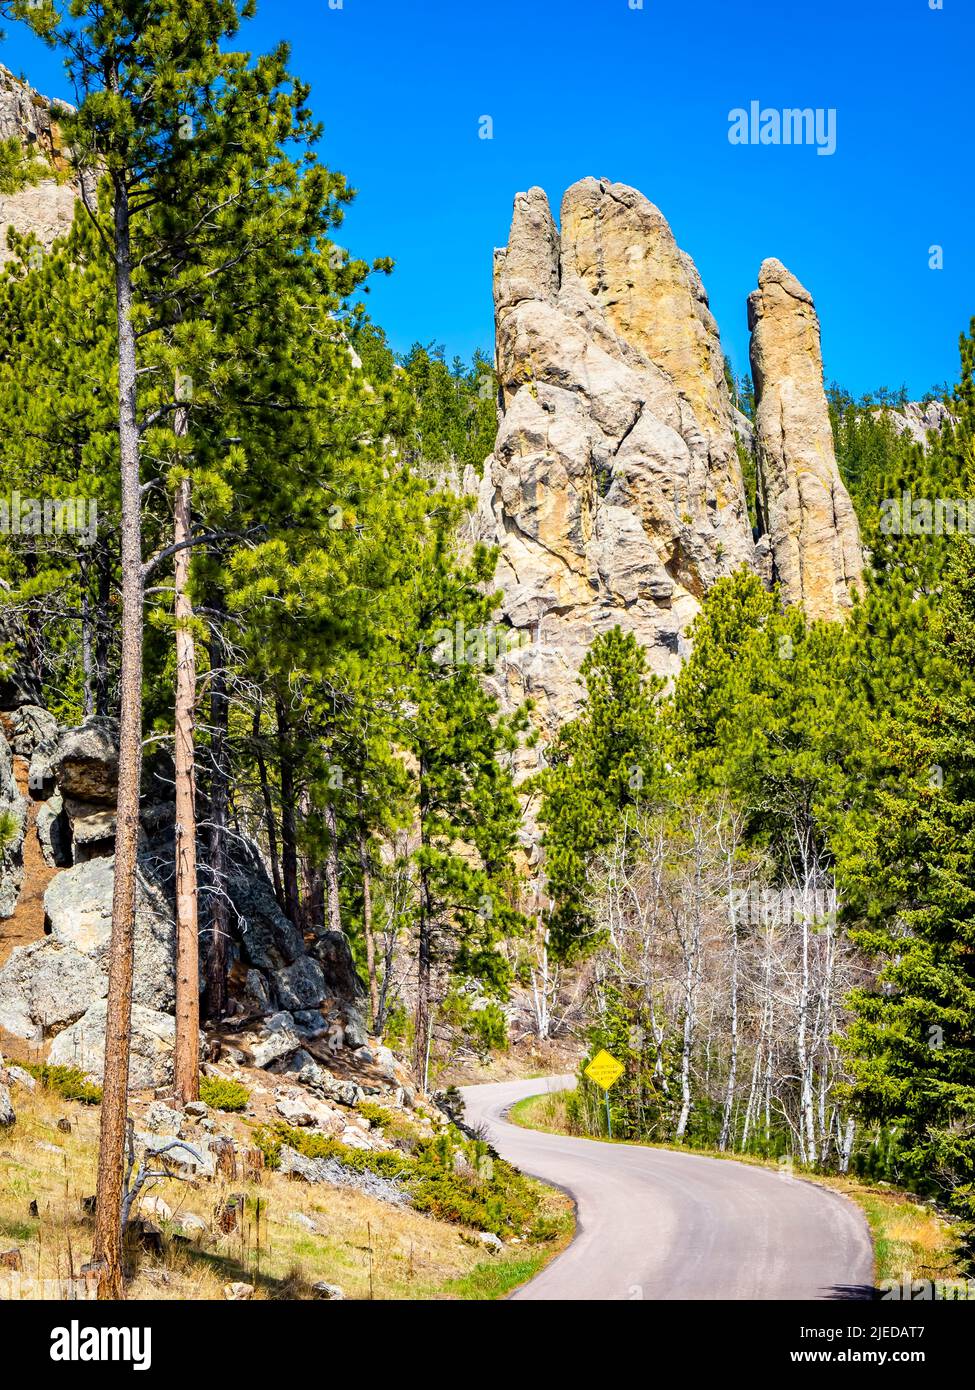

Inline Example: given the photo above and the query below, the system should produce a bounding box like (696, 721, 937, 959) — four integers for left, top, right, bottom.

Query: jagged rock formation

(873, 399, 955, 450)
(0, 710, 370, 1088)
(0, 66, 78, 264)
(748, 258, 864, 623)
(478, 179, 757, 733)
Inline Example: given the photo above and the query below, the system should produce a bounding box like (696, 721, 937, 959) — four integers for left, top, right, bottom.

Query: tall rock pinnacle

(748, 258, 864, 622)
(478, 178, 757, 733)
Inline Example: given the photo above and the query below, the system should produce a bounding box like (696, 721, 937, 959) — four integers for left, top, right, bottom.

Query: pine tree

(406, 521, 527, 1085)
(668, 569, 869, 874)
(538, 627, 664, 959)
(842, 539, 975, 1236)
(1, 0, 378, 1296)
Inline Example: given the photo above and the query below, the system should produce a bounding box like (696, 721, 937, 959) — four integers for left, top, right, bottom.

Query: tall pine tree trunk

(173, 437, 199, 1104)
(205, 597, 230, 1019)
(93, 176, 143, 1301)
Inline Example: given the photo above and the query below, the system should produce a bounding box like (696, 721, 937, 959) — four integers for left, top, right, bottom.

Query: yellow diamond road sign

(585, 1049, 624, 1091)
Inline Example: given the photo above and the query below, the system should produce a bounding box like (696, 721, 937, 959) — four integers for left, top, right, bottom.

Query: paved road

(460, 1076, 875, 1301)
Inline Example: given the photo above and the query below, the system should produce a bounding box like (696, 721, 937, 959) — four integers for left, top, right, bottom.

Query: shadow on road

(824, 1283, 879, 1300)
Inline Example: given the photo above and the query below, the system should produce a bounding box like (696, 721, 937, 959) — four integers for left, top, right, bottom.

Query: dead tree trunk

(324, 800, 342, 934)
(358, 817, 380, 1029)
(204, 594, 230, 1020)
(172, 394, 199, 1105)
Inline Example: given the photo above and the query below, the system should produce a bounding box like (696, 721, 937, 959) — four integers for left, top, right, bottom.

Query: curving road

(461, 1076, 875, 1301)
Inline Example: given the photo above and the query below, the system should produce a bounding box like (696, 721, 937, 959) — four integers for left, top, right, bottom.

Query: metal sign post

(584, 1049, 625, 1139)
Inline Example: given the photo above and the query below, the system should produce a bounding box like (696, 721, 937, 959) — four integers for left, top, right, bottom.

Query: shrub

(0, 809, 19, 852)
(199, 1075, 250, 1112)
(24, 1063, 102, 1105)
(357, 1102, 393, 1131)
(257, 1122, 546, 1237)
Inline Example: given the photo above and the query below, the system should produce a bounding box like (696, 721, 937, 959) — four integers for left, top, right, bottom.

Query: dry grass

(821, 1179, 965, 1287)
(0, 1079, 571, 1301)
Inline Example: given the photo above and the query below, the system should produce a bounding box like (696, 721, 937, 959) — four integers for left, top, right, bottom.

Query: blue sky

(3, 0, 972, 398)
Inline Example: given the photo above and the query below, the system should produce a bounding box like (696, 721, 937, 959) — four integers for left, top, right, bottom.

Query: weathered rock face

(748, 258, 864, 623)
(873, 399, 955, 450)
(30, 717, 119, 805)
(478, 179, 757, 733)
(0, 852, 175, 1044)
(0, 65, 78, 266)
(48, 999, 178, 1091)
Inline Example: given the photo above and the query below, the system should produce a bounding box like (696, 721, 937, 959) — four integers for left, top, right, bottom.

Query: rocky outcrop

(0, 65, 78, 266)
(48, 999, 179, 1091)
(479, 178, 757, 732)
(748, 258, 864, 622)
(873, 399, 955, 450)
(0, 853, 175, 1044)
(29, 717, 119, 805)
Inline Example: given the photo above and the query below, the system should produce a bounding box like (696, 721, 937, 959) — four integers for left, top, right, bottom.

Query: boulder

(224, 1282, 254, 1301)
(63, 799, 116, 862)
(273, 956, 326, 1012)
(9, 705, 57, 757)
(311, 1282, 345, 1301)
(173, 1212, 209, 1239)
(49, 1000, 177, 1090)
(43, 854, 175, 1011)
(0, 730, 26, 918)
(275, 1093, 318, 1127)
(139, 1195, 173, 1222)
(0, 939, 106, 1044)
(238, 1010, 303, 1070)
(143, 1101, 183, 1134)
(29, 716, 119, 804)
(0, 790, 26, 920)
(35, 791, 72, 868)
(275, 1089, 344, 1134)
(228, 862, 304, 973)
(4, 1064, 34, 1092)
(310, 930, 368, 1004)
(0, 1083, 13, 1127)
